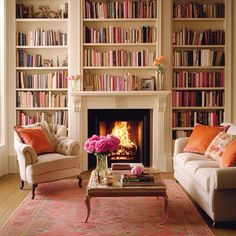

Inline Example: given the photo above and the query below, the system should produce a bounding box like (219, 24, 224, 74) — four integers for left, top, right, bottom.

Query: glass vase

(95, 153, 109, 183)
(156, 73, 164, 91)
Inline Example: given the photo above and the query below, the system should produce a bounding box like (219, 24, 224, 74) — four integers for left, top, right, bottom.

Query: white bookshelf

(172, 0, 231, 139)
(15, 0, 69, 126)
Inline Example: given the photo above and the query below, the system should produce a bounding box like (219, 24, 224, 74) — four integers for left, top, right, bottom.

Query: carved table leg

(163, 196, 168, 220)
(85, 195, 91, 223)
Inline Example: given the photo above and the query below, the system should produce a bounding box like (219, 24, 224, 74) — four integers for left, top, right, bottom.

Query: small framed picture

(141, 78, 154, 91)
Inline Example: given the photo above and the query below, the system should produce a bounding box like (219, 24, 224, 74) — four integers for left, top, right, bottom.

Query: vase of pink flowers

(67, 74, 81, 92)
(84, 134, 120, 183)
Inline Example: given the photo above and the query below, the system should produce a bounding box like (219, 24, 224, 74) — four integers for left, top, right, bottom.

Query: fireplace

(88, 109, 150, 169)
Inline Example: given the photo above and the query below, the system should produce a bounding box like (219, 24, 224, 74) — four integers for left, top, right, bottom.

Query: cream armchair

(14, 123, 82, 199)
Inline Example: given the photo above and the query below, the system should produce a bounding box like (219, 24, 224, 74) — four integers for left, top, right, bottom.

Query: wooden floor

(0, 173, 236, 235)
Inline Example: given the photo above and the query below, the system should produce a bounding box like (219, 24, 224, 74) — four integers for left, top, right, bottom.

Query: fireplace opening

(88, 109, 150, 169)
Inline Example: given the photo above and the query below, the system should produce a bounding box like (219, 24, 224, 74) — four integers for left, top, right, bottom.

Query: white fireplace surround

(69, 91, 171, 172)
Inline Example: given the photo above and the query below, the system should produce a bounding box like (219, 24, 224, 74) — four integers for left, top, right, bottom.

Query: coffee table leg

(85, 195, 91, 223)
(163, 196, 168, 220)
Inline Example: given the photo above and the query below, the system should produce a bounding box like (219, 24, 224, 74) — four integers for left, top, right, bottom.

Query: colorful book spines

(172, 91, 224, 107)
(84, 0, 157, 19)
(84, 25, 156, 44)
(17, 111, 68, 126)
(172, 110, 224, 127)
(17, 71, 68, 89)
(173, 2, 225, 18)
(84, 49, 155, 67)
(173, 71, 224, 88)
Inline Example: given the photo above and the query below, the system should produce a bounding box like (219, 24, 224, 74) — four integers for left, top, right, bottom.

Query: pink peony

(131, 166, 143, 176)
(84, 134, 120, 154)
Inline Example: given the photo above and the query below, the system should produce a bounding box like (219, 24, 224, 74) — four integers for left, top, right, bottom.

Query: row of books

(173, 28, 225, 45)
(84, 49, 155, 67)
(16, 3, 68, 19)
(172, 91, 224, 107)
(17, 29, 67, 46)
(84, 0, 157, 19)
(173, 130, 192, 139)
(84, 25, 156, 44)
(17, 71, 68, 89)
(121, 173, 155, 187)
(17, 111, 68, 126)
(16, 50, 61, 67)
(173, 50, 225, 67)
(84, 73, 138, 91)
(173, 2, 225, 18)
(16, 91, 67, 108)
(173, 71, 224, 88)
(172, 110, 224, 127)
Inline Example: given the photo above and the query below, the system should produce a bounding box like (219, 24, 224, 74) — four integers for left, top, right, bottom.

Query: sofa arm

(174, 137, 189, 156)
(56, 136, 80, 156)
(213, 167, 236, 190)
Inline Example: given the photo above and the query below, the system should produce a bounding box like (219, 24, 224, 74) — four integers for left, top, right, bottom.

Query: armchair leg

(77, 175, 82, 188)
(32, 184, 38, 199)
(20, 180, 24, 190)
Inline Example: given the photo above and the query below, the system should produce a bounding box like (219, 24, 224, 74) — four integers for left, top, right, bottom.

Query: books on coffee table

(121, 173, 156, 187)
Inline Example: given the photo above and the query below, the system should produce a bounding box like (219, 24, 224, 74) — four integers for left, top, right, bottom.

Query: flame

(111, 122, 136, 149)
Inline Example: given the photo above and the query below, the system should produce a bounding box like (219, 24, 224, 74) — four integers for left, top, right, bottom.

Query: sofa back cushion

(204, 131, 233, 160)
(183, 124, 225, 154)
(220, 139, 236, 167)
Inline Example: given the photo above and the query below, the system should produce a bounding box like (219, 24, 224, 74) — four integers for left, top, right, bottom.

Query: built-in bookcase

(172, 0, 230, 139)
(82, 0, 160, 91)
(15, 0, 69, 126)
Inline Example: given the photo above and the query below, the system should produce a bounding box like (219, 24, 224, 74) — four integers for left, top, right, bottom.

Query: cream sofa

(173, 124, 236, 225)
(14, 123, 82, 199)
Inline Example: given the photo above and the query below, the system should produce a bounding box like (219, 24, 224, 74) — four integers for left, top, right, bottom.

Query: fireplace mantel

(69, 91, 171, 172)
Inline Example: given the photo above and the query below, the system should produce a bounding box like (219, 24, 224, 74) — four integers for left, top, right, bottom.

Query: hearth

(88, 109, 150, 169)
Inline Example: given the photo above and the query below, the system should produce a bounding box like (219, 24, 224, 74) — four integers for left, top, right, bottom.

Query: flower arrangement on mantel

(84, 134, 120, 182)
(67, 74, 82, 92)
(153, 56, 167, 90)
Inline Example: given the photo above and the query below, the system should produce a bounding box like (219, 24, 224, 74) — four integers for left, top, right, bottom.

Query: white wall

(0, 0, 8, 177)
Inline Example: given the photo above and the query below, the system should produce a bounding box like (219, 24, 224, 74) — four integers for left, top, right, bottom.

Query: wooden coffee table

(85, 167, 168, 222)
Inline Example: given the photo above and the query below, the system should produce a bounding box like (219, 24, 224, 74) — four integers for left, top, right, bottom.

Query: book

(112, 164, 131, 170)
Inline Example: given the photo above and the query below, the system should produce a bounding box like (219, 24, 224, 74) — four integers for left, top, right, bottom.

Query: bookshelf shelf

(172, 107, 225, 110)
(173, 87, 225, 91)
(16, 46, 68, 49)
(83, 18, 157, 22)
(83, 66, 155, 70)
(15, 0, 69, 126)
(83, 43, 156, 47)
(16, 107, 68, 111)
(16, 88, 68, 91)
(16, 67, 68, 70)
(173, 66, 225, 70)
(172, 127, 193, 130)
(173, 45, 225, 49)
(173, 18, 224, 21)
(16, 19, 68, 22)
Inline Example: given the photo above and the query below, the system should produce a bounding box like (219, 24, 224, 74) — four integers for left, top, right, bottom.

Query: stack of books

(121, 173, 155, 187)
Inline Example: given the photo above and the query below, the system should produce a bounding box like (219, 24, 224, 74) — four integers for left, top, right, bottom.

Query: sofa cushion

(29, 153, 80, 176)
(174, 153, 205, 169)
(194, 168, 218, 192)
(204, 131, 233, 160)
(183, 124, 225, 154)
(220, 139, 236, 167)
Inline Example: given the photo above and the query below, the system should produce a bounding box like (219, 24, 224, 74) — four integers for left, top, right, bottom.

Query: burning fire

(111, 122, 137, 158)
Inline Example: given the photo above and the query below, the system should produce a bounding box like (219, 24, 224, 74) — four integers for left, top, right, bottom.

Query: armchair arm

(213, 167, 236, 190)
(173, 137, 189, 157)
(56, 136, 80, 156)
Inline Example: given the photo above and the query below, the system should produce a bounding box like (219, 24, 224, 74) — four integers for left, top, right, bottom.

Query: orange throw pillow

(220, 139, 236, 167)
(183, 124, 225, 154)
(15, 126, 55, 155)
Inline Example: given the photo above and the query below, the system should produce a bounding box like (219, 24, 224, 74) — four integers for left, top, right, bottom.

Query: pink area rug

(0, 179, 213, 236)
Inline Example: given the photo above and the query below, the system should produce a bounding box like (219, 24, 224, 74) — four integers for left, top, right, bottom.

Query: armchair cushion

(15, 126, 55, 155)
(220, 139, 236, 167)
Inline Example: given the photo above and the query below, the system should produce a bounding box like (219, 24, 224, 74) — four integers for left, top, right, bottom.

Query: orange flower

(153, 56, 164, 66)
